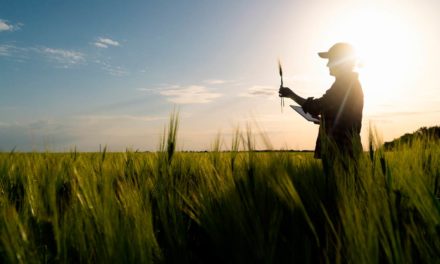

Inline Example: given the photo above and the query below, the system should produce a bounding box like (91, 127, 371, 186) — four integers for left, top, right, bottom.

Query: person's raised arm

(278, 86, 306, 106)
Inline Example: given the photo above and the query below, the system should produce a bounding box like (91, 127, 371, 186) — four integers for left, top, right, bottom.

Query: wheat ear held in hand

(278, 59, 284, 112)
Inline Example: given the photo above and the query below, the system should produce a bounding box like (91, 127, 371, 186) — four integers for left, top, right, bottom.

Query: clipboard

(290, 105, 320, 124)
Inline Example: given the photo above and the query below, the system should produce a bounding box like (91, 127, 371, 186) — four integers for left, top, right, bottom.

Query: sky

(1, 0, 439, 152)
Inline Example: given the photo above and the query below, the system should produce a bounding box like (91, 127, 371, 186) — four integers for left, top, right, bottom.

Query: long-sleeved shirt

(302, 72, 363, 158)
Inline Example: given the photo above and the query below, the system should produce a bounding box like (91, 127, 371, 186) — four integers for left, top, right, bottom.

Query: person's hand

(278, 86, 294, 98)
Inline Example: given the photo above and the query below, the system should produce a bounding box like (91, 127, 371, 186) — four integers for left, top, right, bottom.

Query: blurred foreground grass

(0, 115, 439, 263)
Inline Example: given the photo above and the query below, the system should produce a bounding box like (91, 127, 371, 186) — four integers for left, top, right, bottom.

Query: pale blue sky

(1, 0, 439, 151)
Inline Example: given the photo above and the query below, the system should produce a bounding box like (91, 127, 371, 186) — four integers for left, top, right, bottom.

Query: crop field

(0, 118, 439, 263)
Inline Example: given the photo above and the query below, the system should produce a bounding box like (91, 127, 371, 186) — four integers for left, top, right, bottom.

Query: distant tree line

(384, 126, 440, 150)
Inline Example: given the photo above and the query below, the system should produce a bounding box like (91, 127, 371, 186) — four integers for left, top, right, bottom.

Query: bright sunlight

(324, 6, 422, 105)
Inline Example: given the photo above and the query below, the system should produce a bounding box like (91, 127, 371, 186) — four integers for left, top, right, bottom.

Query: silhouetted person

(279, 43, 363, 167)
(280, 43, 364, 262)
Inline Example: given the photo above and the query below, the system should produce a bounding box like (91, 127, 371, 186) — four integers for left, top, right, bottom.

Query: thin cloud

(365, 110, 440, 124)
(0, 44, 28, 57)
(160, 85, 222, 104)
(203, 79, 228, 85)
(139, 67, 148, 73)
(0, 115, 167, 151)
(137, 85, 178, 92)
(367, 110, 440, 119)
(76, 115, 166, 122)
(40, 47, 85, 66)
(0, 119, 76, 151)
(0, 121, 10, 127)
(0, 44, 32, 62)
(366, 119, 393, 124)
(137, 88, 155, 92)
(0, 19, 22, 32)
(0, 45, 13, 56)
(137, 87, 162, 92)
(95, 59, 129, 76)
(102, 65, 129, 76)
(94, 42, 108, 48)
(240, 85, 276, 98)
(94, 37, 120, 48)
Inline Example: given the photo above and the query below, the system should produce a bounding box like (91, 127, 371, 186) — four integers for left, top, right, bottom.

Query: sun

(324, 6, 421, 106)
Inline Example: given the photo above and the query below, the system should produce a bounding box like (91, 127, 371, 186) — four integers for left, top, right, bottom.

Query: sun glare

(325, 6, 421, 107)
